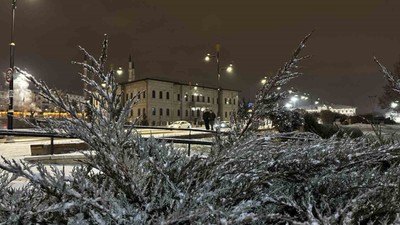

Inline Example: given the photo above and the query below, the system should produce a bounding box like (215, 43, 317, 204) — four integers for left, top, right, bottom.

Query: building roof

(329, 104, 356, 109)
(119, 77, 241, 92)
(300, 104, 357, 110)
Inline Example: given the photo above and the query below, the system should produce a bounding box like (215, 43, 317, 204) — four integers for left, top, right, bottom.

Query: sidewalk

(0, 137, 86, 188)
(0, 137, 83, 160)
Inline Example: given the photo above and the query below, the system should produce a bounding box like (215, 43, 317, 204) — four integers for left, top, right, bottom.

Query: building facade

(301, 104, 357, 116)
(119, 78, 239, 126)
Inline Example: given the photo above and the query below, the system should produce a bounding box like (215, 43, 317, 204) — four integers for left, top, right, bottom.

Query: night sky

(1, 0, 400, 113)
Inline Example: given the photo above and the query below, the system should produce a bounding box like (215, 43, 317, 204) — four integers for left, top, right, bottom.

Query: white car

(214, 121, 231, 131)
(168, 121, 192, 129)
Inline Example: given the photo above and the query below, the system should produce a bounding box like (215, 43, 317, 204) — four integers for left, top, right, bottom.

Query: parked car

(214, 121, 231, 131)
(168, 121, 192, 129)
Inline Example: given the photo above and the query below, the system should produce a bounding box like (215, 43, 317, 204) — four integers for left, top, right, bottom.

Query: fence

(0, 126, 221, 156)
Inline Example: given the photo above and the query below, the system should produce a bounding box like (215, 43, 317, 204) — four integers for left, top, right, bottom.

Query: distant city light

(285, 103, 293, 108)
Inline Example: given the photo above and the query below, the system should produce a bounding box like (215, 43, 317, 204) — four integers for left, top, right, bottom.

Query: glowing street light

(285, 103, 293, 108)
(261, 76, 267, 85)
(204, 54, 211, 62)
(226, 63, 233, 73)
(300, 96, 307, 100)
(116, 67, 123, 76)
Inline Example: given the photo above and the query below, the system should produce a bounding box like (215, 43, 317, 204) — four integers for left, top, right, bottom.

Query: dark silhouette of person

(203, 109, 210, 130)
(209, 110, 216, 130)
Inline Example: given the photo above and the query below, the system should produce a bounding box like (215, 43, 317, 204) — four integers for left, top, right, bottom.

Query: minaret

(128, 54, 135, 82)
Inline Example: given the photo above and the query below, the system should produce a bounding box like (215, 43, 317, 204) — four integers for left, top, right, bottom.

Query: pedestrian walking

(209, 110, 216, 130)
(203, 109, 210, 130)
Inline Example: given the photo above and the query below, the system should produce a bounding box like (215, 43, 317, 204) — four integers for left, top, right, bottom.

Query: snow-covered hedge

(1, 33, 400, 224)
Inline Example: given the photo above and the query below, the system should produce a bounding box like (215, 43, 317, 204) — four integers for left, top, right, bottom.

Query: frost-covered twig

(239, 31, 313, 138)
(374, 56, 400, 93)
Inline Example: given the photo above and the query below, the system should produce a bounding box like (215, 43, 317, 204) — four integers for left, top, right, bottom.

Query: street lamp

(116, 67, 123, 76)
(204, 44, 233, 117)
(225, 63, 233, 73)
(261, 77, 267, 85)
(7, 0, 17, 130)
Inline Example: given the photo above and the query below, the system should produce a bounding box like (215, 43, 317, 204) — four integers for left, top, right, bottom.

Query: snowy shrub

(304, 114, 363, 139)
(1, 33, 400, 224)
(269, 109, 303, 132)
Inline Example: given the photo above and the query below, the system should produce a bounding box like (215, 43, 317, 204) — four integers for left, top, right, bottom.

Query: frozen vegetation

(1, 33, 400, 224)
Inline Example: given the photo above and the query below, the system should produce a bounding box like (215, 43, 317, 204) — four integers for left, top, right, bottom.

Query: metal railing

(0, 126, 220, 156)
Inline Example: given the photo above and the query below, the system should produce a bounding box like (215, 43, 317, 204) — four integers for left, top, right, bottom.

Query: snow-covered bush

(1, 34, 400, 224)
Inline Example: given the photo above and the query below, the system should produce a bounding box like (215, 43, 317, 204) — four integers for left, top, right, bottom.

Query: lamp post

(7, 0, 17, 130)
(204, 44, 233, 117)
